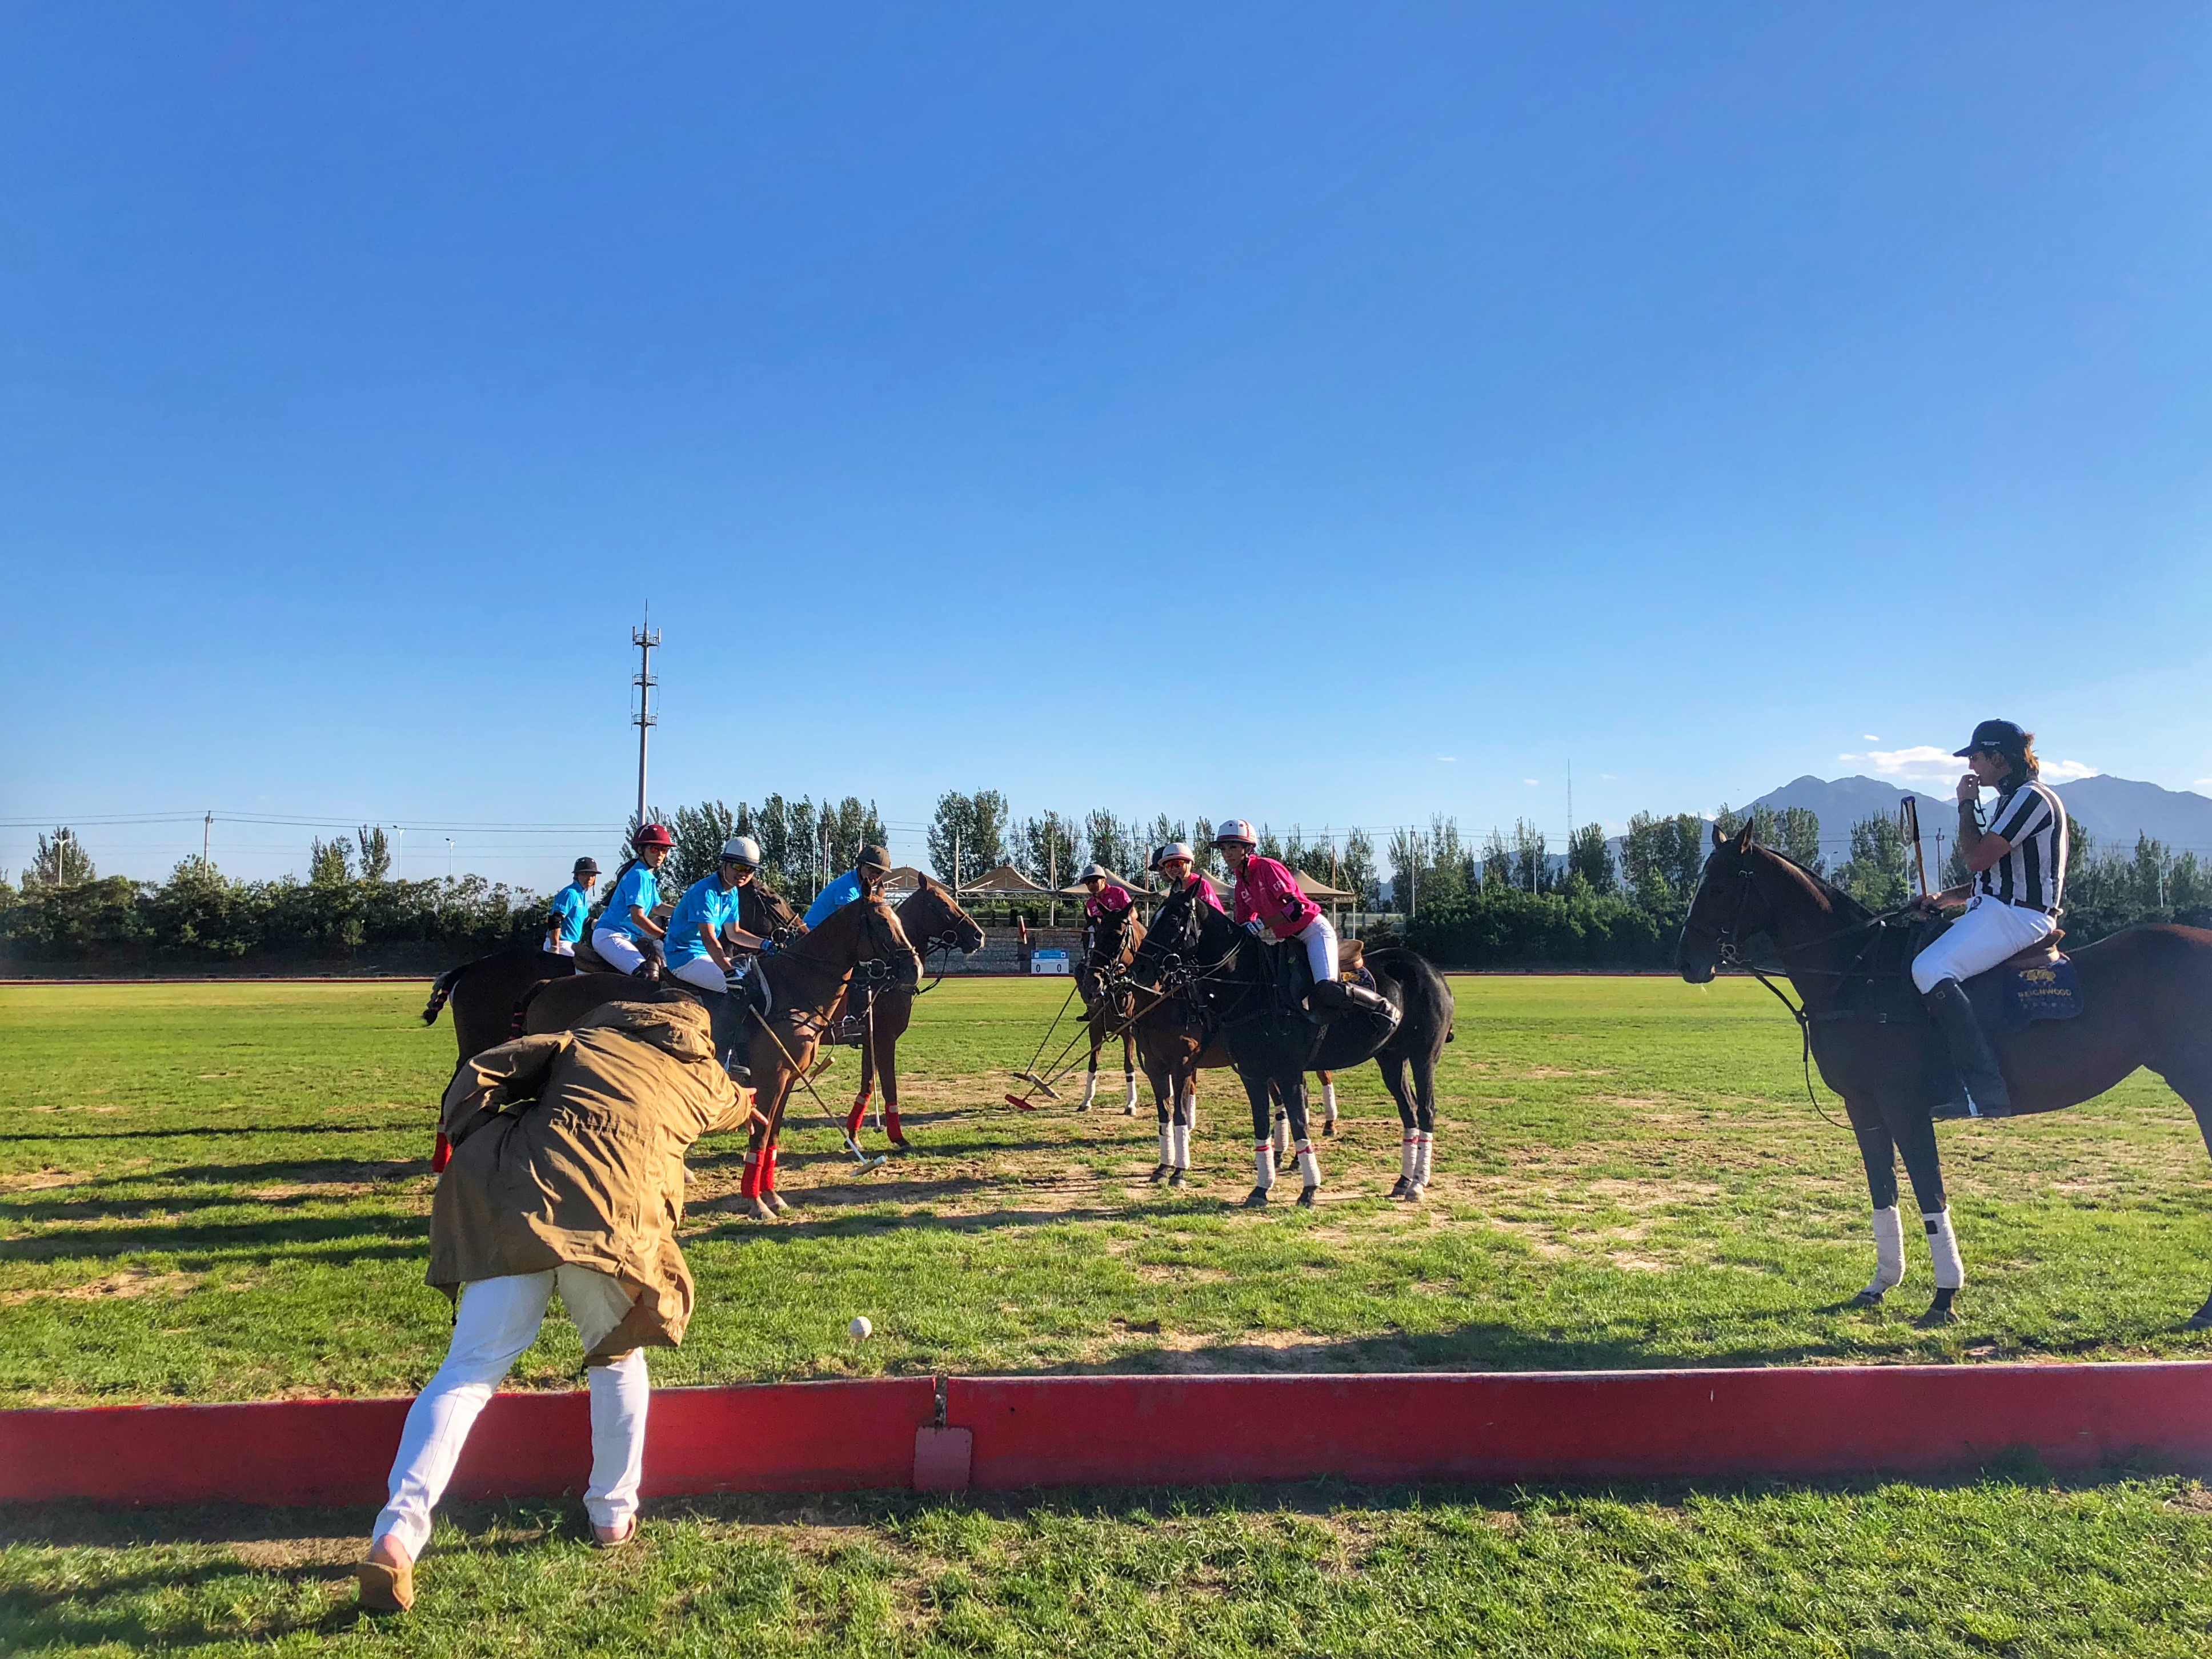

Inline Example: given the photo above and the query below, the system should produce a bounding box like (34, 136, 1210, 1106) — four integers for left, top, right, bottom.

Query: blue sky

(5, 4, 2209, 885)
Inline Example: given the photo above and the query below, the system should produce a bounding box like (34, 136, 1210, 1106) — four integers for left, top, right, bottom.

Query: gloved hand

(1244, 919, 1268, 937)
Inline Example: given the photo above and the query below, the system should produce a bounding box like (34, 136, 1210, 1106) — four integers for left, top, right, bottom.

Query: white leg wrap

(1322, 1081, 1339, 1124)
(1414, 1132, 1433, 1187)
(1078, 1071, 1098, 1108)
(1272, 1115, 1290, 1158)
(1865, 1207, 1905, 1296)
(1181, 1087, 1197, 1133)
(1399, 1134, 1417, 1181)
(1253, 1143, 1275, 1190)
(1158, 1124, 1173, 1167)
(1925, 1209, 1964, 1290)
(1295, 1143, 1320, 1189)
(1171, 1123, 1189, 1169)
(1124, 1072, 1139, 1109)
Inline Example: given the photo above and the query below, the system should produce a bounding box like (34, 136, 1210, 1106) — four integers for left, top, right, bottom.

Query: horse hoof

(764, 1191, 790, 1215)
(1168, 1170, 1186, 1189)
(1074, 1103, 1092, 1113)
(1388, 1177, 1409, 1199)
(1297, 1185, 1318, 1208)
(1149, 1164, 1170, 1184)
(1123, 1104, 1137, 1116)
(1323, 1122, 1335, 1137)
(743, 1197, 776, 1222)
(885, 1139, 911, 1156)
(1850, 1288, 1886, 1308)
(1404, 1183, 1425, 1203)
(2187, 1297, 2212, 1331)
(1917, 1289, 1958, 1327)
(1243, 1187, 1270, 1208)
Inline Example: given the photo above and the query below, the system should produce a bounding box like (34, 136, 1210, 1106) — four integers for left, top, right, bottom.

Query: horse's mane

(1749, 841, 1873, 925)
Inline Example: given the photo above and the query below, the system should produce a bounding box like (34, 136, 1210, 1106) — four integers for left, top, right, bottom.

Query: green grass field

(5, 975, 2212, 1654)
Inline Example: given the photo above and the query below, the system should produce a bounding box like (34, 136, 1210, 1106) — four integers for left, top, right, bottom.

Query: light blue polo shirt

(663, 875, 742, 969)
(548, 880, 592, 944)
(803, 868, 864, 930)
(598, 863, 662, 940)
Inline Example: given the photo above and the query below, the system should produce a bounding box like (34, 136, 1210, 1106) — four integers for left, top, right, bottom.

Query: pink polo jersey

(1084, 884, 1133, 921)
(1232, 855, 1320, 939)
(1179, 873, 1227, 914)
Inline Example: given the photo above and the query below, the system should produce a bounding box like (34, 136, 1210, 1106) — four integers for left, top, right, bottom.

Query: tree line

(5, 794, 2205, 968)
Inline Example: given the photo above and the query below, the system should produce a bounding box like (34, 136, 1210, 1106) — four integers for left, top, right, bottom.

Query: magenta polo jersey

(1084, 884, 1133, 920)
(1176, 873, 1226, 914)
(1232, 855, 1320, 939)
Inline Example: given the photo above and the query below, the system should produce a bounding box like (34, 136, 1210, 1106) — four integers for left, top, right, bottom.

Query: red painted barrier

(947, 1366, 2212, 1489)
(5, 1366, 2210, 1507)
(0, 1379, 936, 1507)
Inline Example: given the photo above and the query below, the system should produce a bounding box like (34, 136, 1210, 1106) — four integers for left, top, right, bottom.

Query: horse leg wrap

(883, 1104, 904, 1145)
(1295, 1141, 1321, 1189)
(1272, 1115, 1291, 1161)
(1399, 1134, 1417, 1184)
(1253, 1143, 1276, 1191)
(1181, 1087, 1197, 1135)
(845, 1097, 868, 1140)
(1123, 1071, 1139, 1112)
(433, 1130, 452, 1174)
(1414, 1132, 1433, 1187)
(1322, 1081, 1338, 1125)
(1924, 1209, 1963, 1291)
(1171, 1123, 1190, 1170)
(1865, 1207, 1906, 1297)
(1078, 1071, 1099, 1109)
(763, 1144, 780, 1193)
(740, 1151, 763, 1201)
(1157, 1123, 1173, 1168)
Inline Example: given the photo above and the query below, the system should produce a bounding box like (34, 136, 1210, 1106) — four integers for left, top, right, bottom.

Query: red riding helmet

(634, 823, 675, 850)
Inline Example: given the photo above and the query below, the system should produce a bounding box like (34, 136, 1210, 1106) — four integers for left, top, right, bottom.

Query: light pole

(445, 837, 454, 880)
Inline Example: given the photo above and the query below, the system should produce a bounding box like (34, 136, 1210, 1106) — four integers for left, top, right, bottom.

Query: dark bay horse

(421, 945, 578, 1079)
(1075, 900, 1144, 1114)
(524, 890, 916, 1220)
(1678, 822, 2212, 1324)
(838, 875, 987, 1154)
(1129, 883, 1450, 1206)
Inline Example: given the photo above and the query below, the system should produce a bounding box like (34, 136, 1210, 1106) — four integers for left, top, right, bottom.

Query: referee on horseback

(1909, 719, 2070, 1119)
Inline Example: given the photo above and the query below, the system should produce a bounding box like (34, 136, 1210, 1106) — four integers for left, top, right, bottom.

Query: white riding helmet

(1158, 841, 1195, 865)
(1075, 862, 1112, 882)
(720, 835, 762, 867)
(1211, 818, 1257, 847)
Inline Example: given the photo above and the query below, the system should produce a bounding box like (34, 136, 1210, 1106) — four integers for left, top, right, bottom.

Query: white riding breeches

(547, 939, 576, 957)
(371, 1268, 646, 1561)
(591, 928, 646, 975)
(669, 955, 730, 993)
(1910, 896, 2056, 995)
(1294, 916, 1338, 992)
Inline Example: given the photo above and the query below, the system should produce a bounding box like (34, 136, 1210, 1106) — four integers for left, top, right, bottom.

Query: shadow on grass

(1, 1161, 433, 1225)
(0, 1125, 404, 1144)
(0, 1212, 430, 1267)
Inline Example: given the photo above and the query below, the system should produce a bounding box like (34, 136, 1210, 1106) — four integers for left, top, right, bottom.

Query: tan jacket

(430, 1000, 754, 1356)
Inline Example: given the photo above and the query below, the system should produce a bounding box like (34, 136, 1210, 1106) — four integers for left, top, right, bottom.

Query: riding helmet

(720, 835, 762, 868)
(634, 823, 675, 850)
(1212, 818, 1257, 847)
(573, 856, 600, 876)
(856, 844, 892, 873)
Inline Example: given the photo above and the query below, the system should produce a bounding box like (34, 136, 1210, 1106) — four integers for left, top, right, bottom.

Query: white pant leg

(1295, 916, 1339, 990)
(372, 1272, 555, 1560)
(591, 929, 646, 974)
(669, 955, 728, 993)
(553, 1265, 648, 1533)
(548, 940, 576, 957)
(1910, 899, 2054, 993)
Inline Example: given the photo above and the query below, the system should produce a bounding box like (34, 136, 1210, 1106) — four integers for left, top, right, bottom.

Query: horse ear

(1734, 822, 1754, 852)
(1710, 822, 1726, 849)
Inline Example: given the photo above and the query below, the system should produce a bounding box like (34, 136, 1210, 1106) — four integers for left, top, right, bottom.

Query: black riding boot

(1924, 980, 2013, 1119)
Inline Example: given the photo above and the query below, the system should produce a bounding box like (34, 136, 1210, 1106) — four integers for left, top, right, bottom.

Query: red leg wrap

(432, 1130, 451, 1173)
(740, 1151, 762, 1200)
(764, 1143, 780, 1192)
(884, 1104, 905, 1145)
(845, 1097, 868, 1139)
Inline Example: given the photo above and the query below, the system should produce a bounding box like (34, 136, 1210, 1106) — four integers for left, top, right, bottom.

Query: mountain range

(1749, 774, 2212, 857)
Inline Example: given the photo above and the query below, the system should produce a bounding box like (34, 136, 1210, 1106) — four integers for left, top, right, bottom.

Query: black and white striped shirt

(1975, 780, 2068, 913)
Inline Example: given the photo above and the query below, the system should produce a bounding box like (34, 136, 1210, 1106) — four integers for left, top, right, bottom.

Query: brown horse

(1678, 822, 2212, 1324)
(420, 944, 579, 1080)
(1074, 900, 1144, 1114)
(837, 875, 987, 1154)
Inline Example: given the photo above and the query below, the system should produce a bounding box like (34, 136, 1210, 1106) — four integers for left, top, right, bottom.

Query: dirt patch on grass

(0, 1168, 82, 1193)
(2, 1268, 201, 1304)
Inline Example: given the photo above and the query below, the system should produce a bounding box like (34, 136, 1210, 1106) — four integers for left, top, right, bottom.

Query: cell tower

(631, 609, 660, 832)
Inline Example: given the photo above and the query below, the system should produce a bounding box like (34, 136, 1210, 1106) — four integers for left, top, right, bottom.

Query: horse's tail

(421, 963, 467, 1026)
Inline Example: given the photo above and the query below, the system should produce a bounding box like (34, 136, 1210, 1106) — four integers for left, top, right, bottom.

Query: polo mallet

(1901, 796, 1930, 901)
(1007, 976, 1083, 1108)
(748, 1007, 889, 1172)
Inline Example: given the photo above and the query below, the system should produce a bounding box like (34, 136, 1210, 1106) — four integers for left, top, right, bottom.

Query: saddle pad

(1965, 953, 2083, 1039)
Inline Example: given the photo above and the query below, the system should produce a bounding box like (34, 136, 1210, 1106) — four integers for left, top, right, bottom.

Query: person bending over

(355, 999, 759, 1613)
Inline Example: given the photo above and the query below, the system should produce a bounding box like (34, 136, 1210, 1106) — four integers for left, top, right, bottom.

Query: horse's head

(1129, 883, 1234, 987)
(900, 875, 987, 961)
(860, 893, 924, 987)
(1677, 823, 1777, 983)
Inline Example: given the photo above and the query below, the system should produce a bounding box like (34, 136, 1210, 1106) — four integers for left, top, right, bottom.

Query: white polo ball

(849, 1316, 872, 1340)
